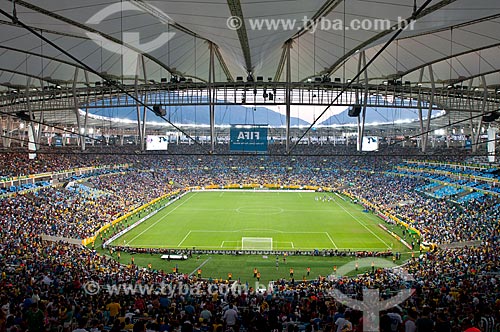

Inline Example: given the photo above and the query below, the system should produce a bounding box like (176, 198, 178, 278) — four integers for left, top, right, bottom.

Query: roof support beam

(292, 0, 344, 39)
(72, 68, 87, 151)
(472, 76, 488, 152)
(285, 40, 292, 154)
(140, 55, 148, 152)
(322, 0, 458, 78)
(468, 78, 475, 147)
(133, 0, 234, 81)
(1, 116, 13, 148)
(400, 44, 500, 80)
(0, 68, 57, 86)
(25, 77, 37, 156)
(357, 51, 369, 152)
(208, 42, 216, 153)
(134, 54, 148, 151)
(416, 65, 435, 153)
(13, 0, 181, 79)
(0, 45, 89, 72)
(274, 45, 288, 82)
(423, 65, 436, 153)
(276, 0, 343, 82)
(417, 68, 426, 152)
(213, 44, 234, 82)
(226, 0, 253, 73)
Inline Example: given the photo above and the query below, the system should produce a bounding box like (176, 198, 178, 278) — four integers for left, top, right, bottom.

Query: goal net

(241, 237, 273, 250)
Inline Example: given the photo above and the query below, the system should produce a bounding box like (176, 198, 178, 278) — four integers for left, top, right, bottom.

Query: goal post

(241, 237, 273, 250)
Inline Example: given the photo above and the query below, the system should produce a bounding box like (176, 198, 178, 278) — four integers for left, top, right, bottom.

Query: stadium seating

(0, 146, 498, 332)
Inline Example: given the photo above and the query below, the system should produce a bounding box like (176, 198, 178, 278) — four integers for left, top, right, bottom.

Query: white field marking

(219, 191, 224, 197)
(220, 240, 240, 248)
(177, 230, 192, 247)
(281, 209, 342, 212)
(324, 232, 339, 249)
(123, 244, 388, 250)
(334, 192, 346, 201)
(189, 257, 212, 277)
(332, 197, 391, 248)
(178, 208, 233, 212)
(178, 207, 342, 214)
(298, 192, 303, 198)
(127, 192, 198, 245)
(178, 208, 342, 213)
(190, 229, 284, 233)
(291, 242, 294, 249)
(188, 229, 333, 234)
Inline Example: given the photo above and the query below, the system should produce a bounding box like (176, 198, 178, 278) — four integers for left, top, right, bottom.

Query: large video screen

(146, 135, 169, 151)
(361, 136, 379, 152)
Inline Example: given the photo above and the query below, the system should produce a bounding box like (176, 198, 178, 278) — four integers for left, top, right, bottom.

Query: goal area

(241, 237, 273, 250)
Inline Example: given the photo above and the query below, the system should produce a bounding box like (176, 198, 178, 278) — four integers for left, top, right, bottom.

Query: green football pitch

(113, 191, 399, 251)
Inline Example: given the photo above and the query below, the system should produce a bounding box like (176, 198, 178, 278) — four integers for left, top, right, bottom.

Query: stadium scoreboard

(230, 125, 268, 153)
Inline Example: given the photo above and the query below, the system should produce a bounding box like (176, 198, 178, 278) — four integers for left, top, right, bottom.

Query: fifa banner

(230, 125, 268, 152)
(146, 135, 169, 151)
(361, 136, 379, 152)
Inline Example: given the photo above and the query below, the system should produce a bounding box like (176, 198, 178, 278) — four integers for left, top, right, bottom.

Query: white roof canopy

(0, 0, 499, 88)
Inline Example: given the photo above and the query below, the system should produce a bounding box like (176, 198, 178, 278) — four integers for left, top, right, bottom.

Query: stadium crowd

(343, 173, 499, 245)
(0, 145, 498, 332)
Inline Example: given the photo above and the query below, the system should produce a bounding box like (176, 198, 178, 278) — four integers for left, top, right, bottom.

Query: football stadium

(0, 1, 499, 331)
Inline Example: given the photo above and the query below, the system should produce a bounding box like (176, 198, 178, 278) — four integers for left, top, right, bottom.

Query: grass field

(113, 191, 398, 251)
(102, 190, 411, 282)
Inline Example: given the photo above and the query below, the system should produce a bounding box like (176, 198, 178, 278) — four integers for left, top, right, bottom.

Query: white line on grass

(122, 244, 387, 250)
(127, 193, 198, 245)
(220, 241, 224, 248)
(188, 229, 330, 234)
(332, 197, 391, 248)
(324, 232, 339, 249)
(176, 208, 342, 213)
(177, 230, 192, 247)
(189, 257, 212, 277)
(274, 241, 295, 250)
(334, 192, 346, 201)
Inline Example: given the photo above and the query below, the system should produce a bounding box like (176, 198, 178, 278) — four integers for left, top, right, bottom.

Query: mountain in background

(89, 95, 433, 127)
(319, 97, 433, 125)
(319, 107, 422, 125)
(89, 97, 308, 126)
(161, 104, 309, 126)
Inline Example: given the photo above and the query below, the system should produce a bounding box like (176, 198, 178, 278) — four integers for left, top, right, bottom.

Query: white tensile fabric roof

(0, 0, 500, 89)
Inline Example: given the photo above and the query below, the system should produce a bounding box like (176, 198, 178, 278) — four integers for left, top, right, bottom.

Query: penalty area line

(177, 230, 192, 247)
(324, 232, 338, 249)
(127, 192, 198, 245)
